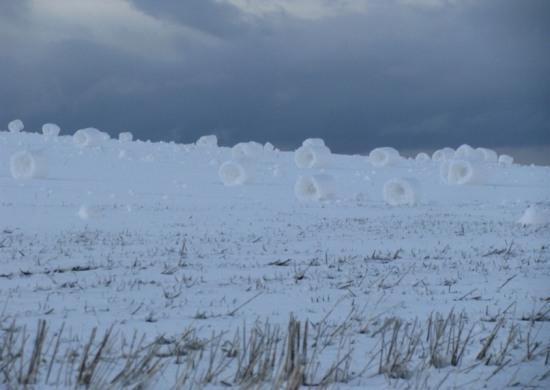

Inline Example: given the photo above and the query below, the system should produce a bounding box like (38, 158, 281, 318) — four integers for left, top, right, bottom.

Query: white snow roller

(219, 158, 256, 185)
(8, 119, 24, 133)
(294, 174, 335, 201)
(440, 159, 486, 185)
(369, 147, 400, 167)
(73, 128, 105, 148)
(383, 177, 422, 206)
(119, 132, 133, 142)
(42, 123, 60, 137)
(10, 150, 49, 179)
(232, 141, 264, 161)
(432, 147, 454, 162)
(196, 134, 218, 148)
(294, 144, 332, 169)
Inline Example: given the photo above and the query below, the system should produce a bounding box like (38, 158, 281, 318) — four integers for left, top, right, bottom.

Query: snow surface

(1, 130, 550, 389)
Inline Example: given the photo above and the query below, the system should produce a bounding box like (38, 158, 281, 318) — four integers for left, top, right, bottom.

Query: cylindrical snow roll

(383, 178, 422, 206)
(8, 119, 24, 133)
(119, 132, 133, 142)
(219, 158, 256, 185)
(498, 154, 514, 166)
(232, 141, 264, 160)
(77, 204, 103, 220)
(42, 123, 60, 137)
(302, 138, 326, 147)
(446, 160, 486, 185)
(369, 147, 400, 167)
(454, 144, 484, 161)
(415, 152, 431, 162)
(294, 174, 335, 201)
(295, 145, 332, 168)
(10, 150, 49, 179)
(73, 128, 105, 148)
(439, 160, 452, 183)
(432, 147, 454, 162)
(264, 142, 275, 153)
(476, 147, 498, 163)
(454, 144, 475, 159)
(196, 134, 218, 148)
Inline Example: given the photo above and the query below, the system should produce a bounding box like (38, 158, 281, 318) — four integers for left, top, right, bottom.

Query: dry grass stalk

(2, 307, 541, 388)
(77, 326, 113, 386)
(476, 317, 504, 361)
(22, 319, 47, 385)
(426, 309, 473, 368)
(378, 317, 421, 379)
(233, 320, 283, 386)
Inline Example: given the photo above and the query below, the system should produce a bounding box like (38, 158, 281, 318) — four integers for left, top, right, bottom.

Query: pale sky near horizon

(1, 0, 549, 164)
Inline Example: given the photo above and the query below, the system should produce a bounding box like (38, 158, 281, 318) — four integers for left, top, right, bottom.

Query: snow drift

(219, 158, 256, 185)
(73, 128, 105, 148)
(10, 150, 49, 179)
(440, 160, 486, 185)
(383, 178, 422, 206)
(232, 141, 264, 161)
(369, 147, 400, 167)
(8, 119, 24, 133)
(294, 174, 335, 201)
(42, 123, 60, 137)
(295, 141, 332, 169)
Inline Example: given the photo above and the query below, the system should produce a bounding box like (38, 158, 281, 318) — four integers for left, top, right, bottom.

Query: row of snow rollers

(9, 128, 124, 179)
(219, 141, 424, 205)
(9, 120, 60, 136)
(218, 141, 264, 185)
(219, 138, 334, 187)
(295, 175, 423, 205)
(294, 139, 334, 200)
(7, 120, 134, 141)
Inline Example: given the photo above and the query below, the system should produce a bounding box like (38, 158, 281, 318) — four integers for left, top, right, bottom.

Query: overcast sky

(1, 0, 549, 163)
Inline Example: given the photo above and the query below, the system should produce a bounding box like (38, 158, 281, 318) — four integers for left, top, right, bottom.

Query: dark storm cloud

(129, 0, 247, 38)
(1, 0, 549, 163)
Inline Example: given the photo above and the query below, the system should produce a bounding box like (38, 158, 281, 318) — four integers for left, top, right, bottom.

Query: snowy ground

(1, 131, 549, 389)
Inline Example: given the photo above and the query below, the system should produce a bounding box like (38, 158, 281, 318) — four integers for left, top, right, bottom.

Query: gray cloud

(1, 0, 549, 163)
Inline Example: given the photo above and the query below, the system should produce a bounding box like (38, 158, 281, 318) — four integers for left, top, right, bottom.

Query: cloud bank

(1, 0, 549, 163)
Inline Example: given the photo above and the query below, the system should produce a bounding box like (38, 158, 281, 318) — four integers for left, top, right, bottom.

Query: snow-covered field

(1, 129, 549, 389)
